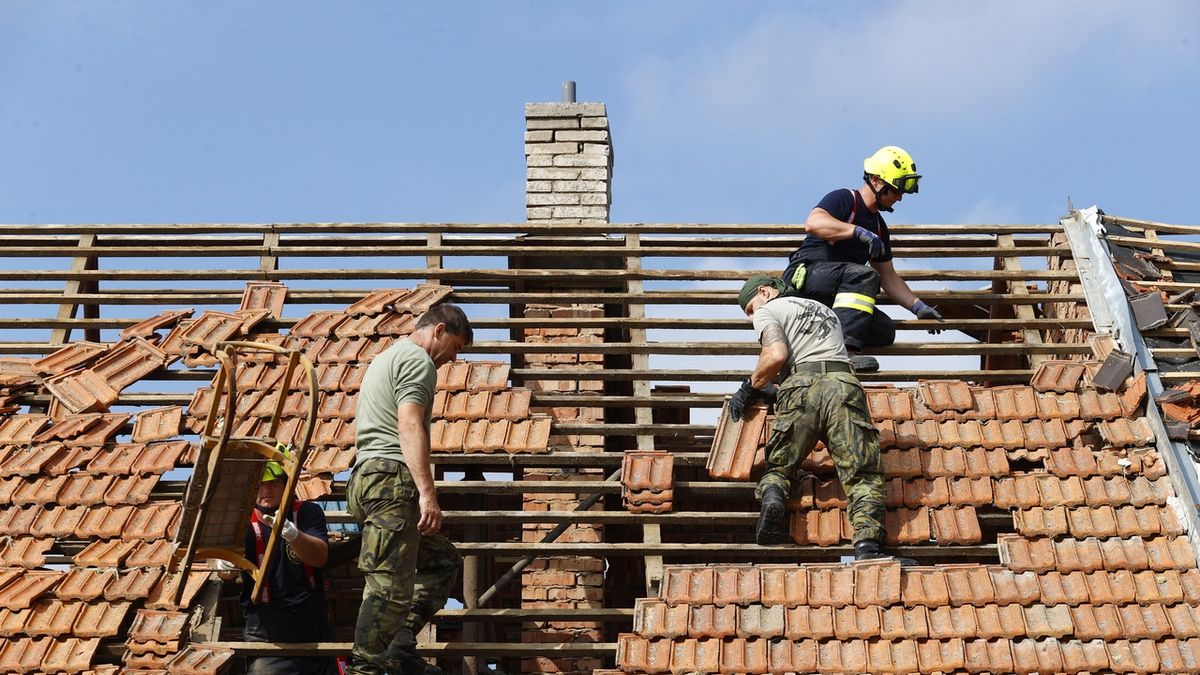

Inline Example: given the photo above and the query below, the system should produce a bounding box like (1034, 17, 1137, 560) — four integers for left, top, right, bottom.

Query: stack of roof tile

(0, 281, 556, 672)
(622, 451, 674, 514)
(662, 370, 1200, 672)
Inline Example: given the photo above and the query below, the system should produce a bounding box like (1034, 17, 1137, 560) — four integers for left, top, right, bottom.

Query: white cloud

(621, 1, 1195, 147)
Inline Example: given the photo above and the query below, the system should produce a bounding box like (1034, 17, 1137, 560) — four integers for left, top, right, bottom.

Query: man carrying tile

(734, 275, 912, 564)
(346, 303, 472, 675)
(215, 455, 337, 675)
(781, 145, 942, 373)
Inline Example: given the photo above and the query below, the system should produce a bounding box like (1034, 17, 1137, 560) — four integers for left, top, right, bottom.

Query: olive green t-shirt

(353, 338, 436, 465)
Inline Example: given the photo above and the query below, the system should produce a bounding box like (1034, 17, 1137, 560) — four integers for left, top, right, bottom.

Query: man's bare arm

(397, 401, 441, 535)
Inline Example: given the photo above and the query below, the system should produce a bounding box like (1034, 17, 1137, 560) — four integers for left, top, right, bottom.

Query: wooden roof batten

(0, 219, 1097, 671)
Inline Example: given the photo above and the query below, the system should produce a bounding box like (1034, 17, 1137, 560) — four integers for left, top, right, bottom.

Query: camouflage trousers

(755, 370, 885, 545)
(345, 457, 462, 675)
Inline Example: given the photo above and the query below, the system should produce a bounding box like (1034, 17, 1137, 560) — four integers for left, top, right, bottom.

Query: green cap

(738, 275, 785, 311)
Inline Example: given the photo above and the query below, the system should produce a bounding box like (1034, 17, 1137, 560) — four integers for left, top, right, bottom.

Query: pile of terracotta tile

(611, 557, 1200, 673)
(621, 451, 674, 514)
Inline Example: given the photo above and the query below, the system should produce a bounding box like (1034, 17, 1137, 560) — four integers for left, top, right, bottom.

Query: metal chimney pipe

(562, 80, 576, 103)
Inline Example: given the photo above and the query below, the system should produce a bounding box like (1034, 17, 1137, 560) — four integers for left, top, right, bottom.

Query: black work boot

(848, 353, 879, 373)
(393, 648, 442, 675)
(854, 540, 917, 567)
(756, 486, 790, 545)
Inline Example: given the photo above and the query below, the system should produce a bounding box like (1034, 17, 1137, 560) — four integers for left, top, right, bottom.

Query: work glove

(729, 379, 778, 422)
(260, 512, 300, 542)
(211, 558, 237, 572)
(853, 225, 886, 261)
(912, 299, 944, 334)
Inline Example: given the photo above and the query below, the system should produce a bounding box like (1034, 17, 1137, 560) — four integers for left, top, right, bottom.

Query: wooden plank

(452, 542, 998, 558)
(200, 641, 617, 657)
(49, 234, 98, 345)
(998, 234, 1049, 368)
(0, 221, 1063, 235)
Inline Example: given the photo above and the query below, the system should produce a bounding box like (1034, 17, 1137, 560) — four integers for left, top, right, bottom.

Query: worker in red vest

(217, 458, 336, 675)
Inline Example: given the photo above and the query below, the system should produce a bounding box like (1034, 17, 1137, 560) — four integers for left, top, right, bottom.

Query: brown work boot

(756, 486, 790, 545)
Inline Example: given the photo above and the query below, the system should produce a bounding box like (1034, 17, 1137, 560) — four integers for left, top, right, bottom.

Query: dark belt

(793, 361, 853, 374)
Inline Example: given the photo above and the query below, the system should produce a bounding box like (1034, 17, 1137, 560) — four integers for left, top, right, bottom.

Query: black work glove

(853, 225, 886, 261)
(912, 299, 944, 334)
(729, 379, 777, 422)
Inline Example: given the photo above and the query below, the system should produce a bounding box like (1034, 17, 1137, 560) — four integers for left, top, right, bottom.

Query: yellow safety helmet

(261, 446, 292, 482)
(863, 146, 921, 194)
(262, 460, 286, 482)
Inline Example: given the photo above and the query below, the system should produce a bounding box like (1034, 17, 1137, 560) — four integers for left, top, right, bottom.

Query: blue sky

(3, 1, 1198, 226)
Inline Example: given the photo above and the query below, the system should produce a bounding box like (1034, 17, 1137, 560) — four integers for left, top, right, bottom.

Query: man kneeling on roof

(733, 275, 914, 565)
(216, 457, 337, 675)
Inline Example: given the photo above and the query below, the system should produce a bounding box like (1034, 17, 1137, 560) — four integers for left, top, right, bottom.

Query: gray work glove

(912, 299, 944, 334)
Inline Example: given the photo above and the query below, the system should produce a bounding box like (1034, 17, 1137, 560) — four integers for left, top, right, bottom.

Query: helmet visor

(892, 173, 921, 194)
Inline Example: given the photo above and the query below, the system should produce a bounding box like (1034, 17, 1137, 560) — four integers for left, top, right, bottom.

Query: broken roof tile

(120, 309, 195, 342)
(31, 341, 108, 377)
(1032, 359, 1087, 393)
(918, 380, 973, 413)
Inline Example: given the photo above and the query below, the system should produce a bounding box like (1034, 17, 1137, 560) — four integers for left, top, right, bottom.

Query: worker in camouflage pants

(732, 275, 911, 564)
(348, 304, 473, 675)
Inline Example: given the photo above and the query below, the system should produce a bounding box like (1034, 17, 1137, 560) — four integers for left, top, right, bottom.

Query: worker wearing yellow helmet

(781, 146, 943, 373)
(215, 454, 337, 675)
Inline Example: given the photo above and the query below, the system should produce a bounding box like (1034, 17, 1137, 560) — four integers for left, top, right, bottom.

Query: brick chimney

(524, 101, 613, 223)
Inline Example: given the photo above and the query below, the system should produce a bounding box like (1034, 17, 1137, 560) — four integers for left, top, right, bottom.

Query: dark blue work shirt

(790, 188, 893, 265)
(241, 502, 328, 609)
